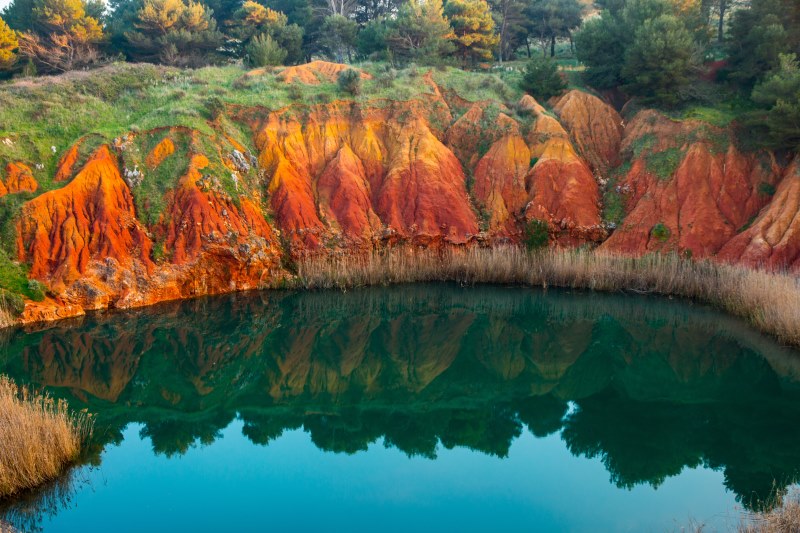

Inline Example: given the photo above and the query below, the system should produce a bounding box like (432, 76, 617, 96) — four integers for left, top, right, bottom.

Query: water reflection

(2, 285, 800, 512)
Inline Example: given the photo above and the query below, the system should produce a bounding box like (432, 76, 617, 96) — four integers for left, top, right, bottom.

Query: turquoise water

(1, 285, 800, 532)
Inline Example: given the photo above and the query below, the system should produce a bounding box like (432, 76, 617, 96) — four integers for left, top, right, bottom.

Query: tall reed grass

(0, 376, 92, 500)
(739, 490, 800, 532)
(293, 247, 800, 348)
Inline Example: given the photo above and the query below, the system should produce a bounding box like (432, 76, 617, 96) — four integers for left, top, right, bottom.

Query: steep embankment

(0, 61, 798, 326)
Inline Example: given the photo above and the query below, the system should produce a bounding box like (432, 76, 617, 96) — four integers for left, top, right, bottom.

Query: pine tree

(228, 2, 303, 63)
(621, 14, 697, 106)
(386, 0, 455, 64)
(751, 53, 800, 150)
(0, 16, 18, 71)
(121, 0, 224, 65)
(15, 0, 104, 73)
(444, 0, 498, 63)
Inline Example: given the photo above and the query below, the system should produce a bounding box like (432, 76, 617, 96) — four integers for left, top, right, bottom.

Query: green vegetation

(750, 54, 800, 151)
(524, 219, 550, 250)
(245, 34, 288, 67)
(758, 181, 776, 197)
(0, 250, 44, 302)
(645, 147, 682, 180)
(650, 222, 671, 242)
(0, 0, 793, 150)
(519, 55, 565, 100)
(337, 67, 362, 95)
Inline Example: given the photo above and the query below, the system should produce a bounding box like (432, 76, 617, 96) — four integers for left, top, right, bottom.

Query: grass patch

(0, 251, 44, 303)
(0, 375, 93, 499)
(645, 148, 682, 180)
(603, 188, 625, 226)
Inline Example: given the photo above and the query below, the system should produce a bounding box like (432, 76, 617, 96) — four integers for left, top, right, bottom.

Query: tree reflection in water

(2, 284, 800, 517)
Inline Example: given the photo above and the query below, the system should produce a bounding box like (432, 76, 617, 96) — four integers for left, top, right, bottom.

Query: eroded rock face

(718, 159, 800, 270)
(1, 162, 38, 197)
(554, 90, 624, 174)
(16, 146, 154, 294)
(5, 61, 799, 325)
(601, 111, 779, 258)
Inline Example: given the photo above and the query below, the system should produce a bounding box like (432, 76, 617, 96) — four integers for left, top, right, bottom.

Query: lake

(1, 284, 800, 532)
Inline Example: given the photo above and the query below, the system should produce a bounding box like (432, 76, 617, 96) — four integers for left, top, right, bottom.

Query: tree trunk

(718, 0, 727, 42)
(550, 35, 555, 57)
(525, 40, 531, 58)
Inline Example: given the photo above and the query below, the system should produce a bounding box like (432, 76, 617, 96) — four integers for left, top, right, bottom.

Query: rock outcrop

(718, 159, 800, 270)
(601, 111, 779, 258)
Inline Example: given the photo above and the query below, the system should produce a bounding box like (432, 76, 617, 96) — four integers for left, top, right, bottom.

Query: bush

(524, 219, 550, 250)
(651, 222, 671, 242)
(519, 56, 566, 101)
(245, 34, 288, 68)
(337, 68, 362, 96)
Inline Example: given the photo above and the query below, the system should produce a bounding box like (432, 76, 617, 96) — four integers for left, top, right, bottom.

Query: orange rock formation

(3, 62, 799, 326)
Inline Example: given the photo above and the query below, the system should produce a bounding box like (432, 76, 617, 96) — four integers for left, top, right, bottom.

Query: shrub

(245, 34, 288, 68)
(524, 219, 550, 250)
(758, 181, 776, 196)
(204, 96, 225, 121)
(337, 68, 362, 96)
(651, 222, 671, 242)
(519, 56, 566, 101)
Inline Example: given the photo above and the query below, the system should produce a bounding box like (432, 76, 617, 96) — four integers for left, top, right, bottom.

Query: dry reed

(0, 376, 92, 500)
(293, 247, 800, 348)
(739, 490, 800, 532)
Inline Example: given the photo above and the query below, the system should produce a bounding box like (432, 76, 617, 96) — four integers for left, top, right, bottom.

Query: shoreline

(293, 247, 800, 350)
(3, 246, 800, 350)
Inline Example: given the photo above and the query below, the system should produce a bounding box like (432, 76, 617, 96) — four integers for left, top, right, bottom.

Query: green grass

(0, 250, 44, 303)
(645, 148, 683, 181)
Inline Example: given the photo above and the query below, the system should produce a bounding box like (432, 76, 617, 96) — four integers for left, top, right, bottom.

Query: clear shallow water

(1, 285, 800, 532)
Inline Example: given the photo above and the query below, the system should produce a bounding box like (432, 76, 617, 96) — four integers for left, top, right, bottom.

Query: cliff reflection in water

(2, 284, 800, 510)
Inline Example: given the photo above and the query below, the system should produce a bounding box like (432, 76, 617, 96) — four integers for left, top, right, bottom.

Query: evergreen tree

(751, 53, 800, 150)
(385, 0, 455, 64)
(320, 14, 357, 62)
(228, 2, 303, 63)
(725, 0, 798, 90)
(245, 33, 287, 66)
(356, 16, 390, 59)
(117, 0, 224, 65)
(575, 0, 701, 101)
(525, 0, 583, 57)
(574, 14, 625, 88)
(520, 55, 566, 99)
(444, 0, 498, 63)
(489, 0, 527, 62)
(0, 16, 18, 72)
(0, 0, 35, 32)
(16, 0, 104, 73)
(621, 13, 698, 106)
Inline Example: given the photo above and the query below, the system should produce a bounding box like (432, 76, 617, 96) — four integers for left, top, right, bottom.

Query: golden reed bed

(0, 376, 92, 500)
(294, 247, 800, 349)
